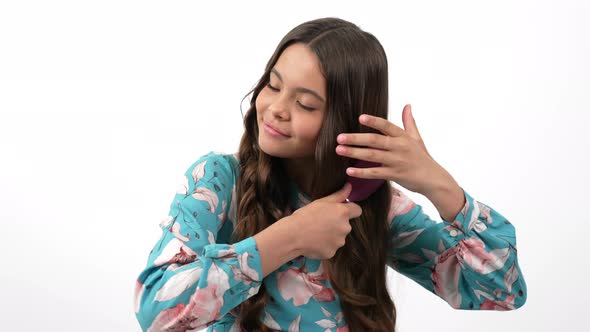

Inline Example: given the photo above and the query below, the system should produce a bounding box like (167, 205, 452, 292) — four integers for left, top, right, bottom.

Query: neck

(281, 157, 314, 196)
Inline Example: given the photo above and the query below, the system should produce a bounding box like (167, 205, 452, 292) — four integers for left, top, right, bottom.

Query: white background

(1, 0, 588, 331)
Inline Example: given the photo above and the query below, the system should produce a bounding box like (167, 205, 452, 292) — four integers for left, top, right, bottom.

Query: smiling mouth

(263, 123, 290, 138)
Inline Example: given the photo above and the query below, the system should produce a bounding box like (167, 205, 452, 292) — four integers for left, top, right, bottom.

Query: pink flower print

(432, 245, 462, 309)
(277, 263, 335, 306)
(199, 260, 230, 304)
(480, 294, 516, 310)
(315, 306, 346, 331)
(153, 266, 203, 302)
(188, 284, 224, 325)
(262, 310, 281, 330)
(503, 262, 520, 292)
(170, 222, 191, 242)
(160, 215, 175, 228)
(191, 186, 219, 213)
(230, 252, 261, 286)
(154, 238, 198, 266)
(477, 202, 493, 224)
(169, 246, 197, 265)
(458, 238, 510, 274)
(191, 160, 206, 183)
(315, 318, 337, 330)
(148, 261, 230, 331)
(177, 175, 189, 195)
(390, 228, 425, 249)
(387, 186, 416, 226)
(217, 200, 227, 228)
(458, 201, 488, 233)
(306, 262, 336, 303)
(187, 159, 220, 213)
(147, 301, 198, 332)
(288, 314, 301, 332)
(432, 237, 512, 309)
(214, 246, 238, 260)
(277, 267, 317, 306)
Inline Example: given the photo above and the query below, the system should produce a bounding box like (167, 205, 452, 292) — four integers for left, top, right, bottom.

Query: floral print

(134, 151, 527, 331)
(387, 183, 527, 311)
(276, 257, 336, 306)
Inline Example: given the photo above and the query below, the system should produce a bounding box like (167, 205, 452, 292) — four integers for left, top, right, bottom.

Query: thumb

(322, 182, 352, 202)
(403, 104, 422, 141)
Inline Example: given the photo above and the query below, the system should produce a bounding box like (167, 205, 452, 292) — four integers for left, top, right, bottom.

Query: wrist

(278, 216, 304, 257)
(423, 175, 465, 223)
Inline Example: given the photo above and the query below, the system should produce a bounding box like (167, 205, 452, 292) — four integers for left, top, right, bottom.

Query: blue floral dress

(134, 151, 527, 331)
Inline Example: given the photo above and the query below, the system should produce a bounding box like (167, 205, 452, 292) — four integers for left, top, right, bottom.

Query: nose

(267, 94, 290, 119)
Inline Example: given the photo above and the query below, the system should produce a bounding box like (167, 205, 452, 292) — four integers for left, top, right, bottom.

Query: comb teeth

(345, 159, 385, 202)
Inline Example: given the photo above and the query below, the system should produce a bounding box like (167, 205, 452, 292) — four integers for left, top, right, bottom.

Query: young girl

(134, 17, 527, 332)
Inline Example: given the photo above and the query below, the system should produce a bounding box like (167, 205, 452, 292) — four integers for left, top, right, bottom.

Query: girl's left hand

(335, 104, 452, 195)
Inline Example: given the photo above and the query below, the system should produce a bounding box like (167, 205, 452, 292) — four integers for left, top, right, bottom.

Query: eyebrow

(270, 68, 325, 103)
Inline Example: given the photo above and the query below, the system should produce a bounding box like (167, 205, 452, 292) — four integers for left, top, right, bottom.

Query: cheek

(255, 90, 269, 112)
(310, 119, 325, 142)
(255, 97, 261, 115)
(296, 119, 323, 142)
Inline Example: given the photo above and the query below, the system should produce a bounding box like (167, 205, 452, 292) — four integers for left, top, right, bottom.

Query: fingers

(358, 114, 404, 138)
(321, 182, 352, 203)
(337, 133, 387, 149)
(345, 202, 363, 219)
(336, 144, 388, 164)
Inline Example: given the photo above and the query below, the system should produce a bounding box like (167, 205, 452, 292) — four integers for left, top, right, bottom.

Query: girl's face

(256, 43, 327, 160)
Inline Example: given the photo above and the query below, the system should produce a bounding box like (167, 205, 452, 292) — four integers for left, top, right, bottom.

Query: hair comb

(344, 158, 386, 202)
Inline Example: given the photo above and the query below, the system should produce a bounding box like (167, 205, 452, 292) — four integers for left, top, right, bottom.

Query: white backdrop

(1, 0, 588, 331)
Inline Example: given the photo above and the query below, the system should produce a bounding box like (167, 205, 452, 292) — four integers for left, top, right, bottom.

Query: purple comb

(344, 159, 385, 202)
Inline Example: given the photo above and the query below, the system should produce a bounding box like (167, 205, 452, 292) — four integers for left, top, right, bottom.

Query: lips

(264, 122, 290, 137)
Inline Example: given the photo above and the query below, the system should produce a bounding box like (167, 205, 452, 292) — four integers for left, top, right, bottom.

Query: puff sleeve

(386, 185, 527, 310)
(134, 151, 263, 331)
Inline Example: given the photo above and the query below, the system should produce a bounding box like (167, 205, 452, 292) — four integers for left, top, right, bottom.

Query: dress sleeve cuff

(234, 237, 263, 281)
(440, 187, 478, 233)
(202, 236, 264, 284)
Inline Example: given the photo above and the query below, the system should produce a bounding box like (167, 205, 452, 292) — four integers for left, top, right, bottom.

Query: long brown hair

(231, 17, 396, 331)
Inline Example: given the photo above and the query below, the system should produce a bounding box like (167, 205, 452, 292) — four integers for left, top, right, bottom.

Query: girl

(134, 17, 527, 332)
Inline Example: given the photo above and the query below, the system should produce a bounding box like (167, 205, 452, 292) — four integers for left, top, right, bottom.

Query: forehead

(273, 43, 326, 93)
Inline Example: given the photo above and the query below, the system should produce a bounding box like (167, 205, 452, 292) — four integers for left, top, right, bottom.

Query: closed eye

(298, 103, 315, 111)
(266, 83, 316, 111)
(266, 83, 279, 92)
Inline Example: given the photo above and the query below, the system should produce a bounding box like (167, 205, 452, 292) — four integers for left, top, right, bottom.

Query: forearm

(423, 171, 466, 223)
(253, 216, 302, 278)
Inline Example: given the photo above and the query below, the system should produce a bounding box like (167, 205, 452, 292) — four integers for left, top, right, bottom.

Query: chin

(258, 137, 291, 158)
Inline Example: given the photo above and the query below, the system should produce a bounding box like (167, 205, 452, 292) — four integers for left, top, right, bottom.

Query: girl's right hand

(290, 182, 363, 260)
